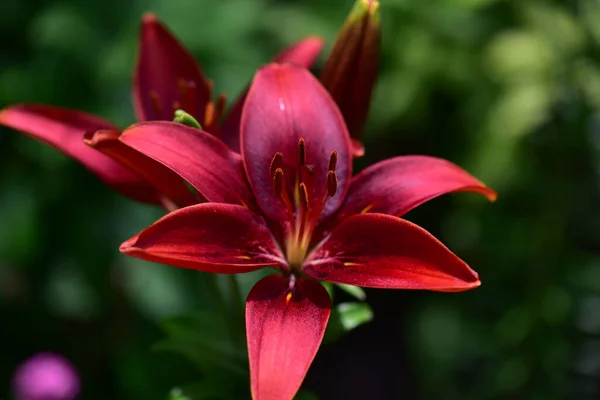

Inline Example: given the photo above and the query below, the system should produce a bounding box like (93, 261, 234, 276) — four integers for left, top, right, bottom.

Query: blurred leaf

(169, 388, 192, 400)
(295, 389, 319, 400)
(521, 2, 585, 55)
(324, 301, 373, 343)
(120, 258, 194, 321)
(336, 283, 367, 301)
(170, 376, 250, 400)
(155, 311, 247, 376)
(337, 302, 373, 330)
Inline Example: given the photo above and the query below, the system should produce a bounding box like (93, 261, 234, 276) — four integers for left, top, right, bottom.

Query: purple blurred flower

(13, 352, 80, 400)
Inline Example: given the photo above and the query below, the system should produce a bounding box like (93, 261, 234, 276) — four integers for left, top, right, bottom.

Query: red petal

(246, 275, 331, 400)
(120, 121, 256, 208)
(304, 213, 481, 292)
(241, 64, 352, 222)
(84, 130, 197, 208)
(134, 13, 211, 123)
(0, 104, 159, 203)
(120, 203, 283, 274)
(339, 155, 497, 218)
(220, 36, 325, 152)
(351, 139, 365, 158)
(273, 36, 325, 66)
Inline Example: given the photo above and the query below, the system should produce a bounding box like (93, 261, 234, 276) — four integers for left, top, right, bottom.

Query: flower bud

(321, 0, 381, 148)
(173, 109, 202, 129)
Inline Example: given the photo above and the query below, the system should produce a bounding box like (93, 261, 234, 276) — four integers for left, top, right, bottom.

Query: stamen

(178, 78, 197, 115)
(327, 171, 338, 197)
(298, 138, 306, 167)
(215, 93, 227, 122)
(150, 91, 162, 117)
(206, 79, 215, 101)
(273, 168, 284, 196)
(299, 183, 309, 211)
(205, 102, 215, 128)
(270, 153, 283, 177)
(272, 166, 295, 226)
(328, 151, 338, 171)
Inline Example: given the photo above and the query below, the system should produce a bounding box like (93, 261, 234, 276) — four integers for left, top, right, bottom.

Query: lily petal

(120, 121, 256, 208)
(241, 64, 352, 222)
(134, 13, 211, 123)
(221, 36, 325, 152)
(84, 130, 197, 208)
(246, 275, 331, 400)
(120, 203, 283, 273)
(339, 155, 497, 218)
(304, 213, 481, 292)
(273, 36, 325, 66)
(0, 104, 159, 203)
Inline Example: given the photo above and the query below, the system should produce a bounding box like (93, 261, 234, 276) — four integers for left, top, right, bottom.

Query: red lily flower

(118, 63, 496, 400)
(0, 14, 324, 210)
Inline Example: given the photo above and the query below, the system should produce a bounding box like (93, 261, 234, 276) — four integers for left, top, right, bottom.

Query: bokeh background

(2, 0, 600, 398)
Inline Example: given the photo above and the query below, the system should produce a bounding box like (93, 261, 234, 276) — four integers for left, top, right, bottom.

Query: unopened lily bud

(173, 109, 202, 129)
(321, 0, 381, 147)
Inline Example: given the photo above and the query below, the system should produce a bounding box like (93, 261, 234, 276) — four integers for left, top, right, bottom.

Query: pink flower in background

(13, 352, 80, 400)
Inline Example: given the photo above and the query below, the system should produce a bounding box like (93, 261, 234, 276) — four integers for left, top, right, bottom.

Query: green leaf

(337, 302, 373, 330)
(155, 311, 248, 376)
(169, 388, 192, 400)
(335, 283, 367, 301)
(295, 389, 319, 400)
(321, 281, 335, 299)
(323, 301, 373, 343)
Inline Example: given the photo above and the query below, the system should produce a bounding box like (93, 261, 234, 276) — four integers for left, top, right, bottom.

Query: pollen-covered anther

(299, 183, 309, 211)
(177, 78, 197, 114)
(270, 152, 283, 177)
(150, 91, 162, 116)
(273, 168, 284, 196)
(204, 102, 215, 127)
(328, 151, 338, 171)
(327, 171, 338, 197)
(298, 138, 306, 167)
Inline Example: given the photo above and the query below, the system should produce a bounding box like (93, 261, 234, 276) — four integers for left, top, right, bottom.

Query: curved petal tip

(142, 12, 158, 25)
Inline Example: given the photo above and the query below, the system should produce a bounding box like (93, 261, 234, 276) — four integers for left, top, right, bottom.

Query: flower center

(149, 78, 197, 117)
(149, 78, 225, 129)
(269, 138, 339, 272)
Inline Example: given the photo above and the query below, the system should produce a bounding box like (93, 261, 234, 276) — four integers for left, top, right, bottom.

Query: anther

(273, 168, 284, 196)
(215, 93, 227, 121)
(270, 153, 283, 177)
(205, 102, 215, 128)
(299, 183, 309, 211)
(327, 171, 338, 197)
(150, 91, 162, 117)
(328, 151, 338, 171)
(298, 138, 306, 167)
(178, 78, 197, 114)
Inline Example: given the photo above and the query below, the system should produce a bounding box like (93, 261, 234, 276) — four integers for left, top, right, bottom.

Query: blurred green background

(2, 0, 600, 398)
